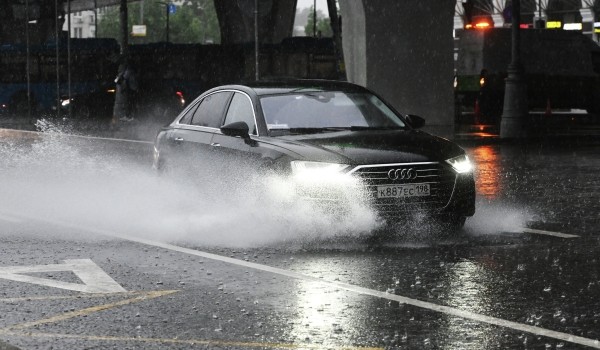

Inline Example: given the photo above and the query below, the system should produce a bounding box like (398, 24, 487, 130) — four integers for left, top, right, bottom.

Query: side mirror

(221, 121, 250, 139)
(405, 114, 425, 129)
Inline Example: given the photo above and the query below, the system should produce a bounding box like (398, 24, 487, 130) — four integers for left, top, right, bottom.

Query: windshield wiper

(349, 126, 406, 131)
(287, 87, 324, 93)
(274, 126, 406, 134)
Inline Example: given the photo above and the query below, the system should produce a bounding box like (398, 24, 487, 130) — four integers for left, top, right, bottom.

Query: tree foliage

(97, 0, 220, 44)
(304, 5, 332, 37)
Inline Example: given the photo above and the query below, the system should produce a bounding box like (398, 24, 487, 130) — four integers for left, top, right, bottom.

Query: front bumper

(293, 163, 476, 219)
(441, 173, 476, 217)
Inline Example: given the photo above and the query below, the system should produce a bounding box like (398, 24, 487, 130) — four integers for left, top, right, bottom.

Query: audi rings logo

(387, 168, 418, 181)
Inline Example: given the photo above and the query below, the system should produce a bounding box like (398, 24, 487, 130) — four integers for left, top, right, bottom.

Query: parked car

(153, 80, 475, 232)
(60, 83, 186, 122)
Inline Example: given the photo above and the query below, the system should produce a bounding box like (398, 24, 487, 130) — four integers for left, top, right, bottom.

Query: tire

(153, 153, 170, 176)
(435, 214, 466, 237)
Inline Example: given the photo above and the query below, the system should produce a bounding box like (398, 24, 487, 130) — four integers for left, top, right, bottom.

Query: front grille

(349, 162, 456, 215)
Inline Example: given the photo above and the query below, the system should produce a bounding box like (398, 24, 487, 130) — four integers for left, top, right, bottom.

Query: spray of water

(0, 121, 536, 248)
(0, 122, 380, 248)
(464, 199, 532, 236)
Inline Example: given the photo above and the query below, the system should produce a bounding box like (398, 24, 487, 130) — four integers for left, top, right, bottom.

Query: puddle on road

(0, 124, 537, 248)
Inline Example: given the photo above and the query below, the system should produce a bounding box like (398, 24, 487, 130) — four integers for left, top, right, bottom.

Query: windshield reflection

(261, 92, 406, 132)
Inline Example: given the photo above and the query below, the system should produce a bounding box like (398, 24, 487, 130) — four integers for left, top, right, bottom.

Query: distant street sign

(168, 3, 177, 14)
(132, 25, 147, 37)
(563, 23, 582, 31)
(546, 21, 562, 29)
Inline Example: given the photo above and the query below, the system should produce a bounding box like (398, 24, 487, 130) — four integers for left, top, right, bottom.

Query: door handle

(210, 143, 221, 147)
(174, 137, 184, 142)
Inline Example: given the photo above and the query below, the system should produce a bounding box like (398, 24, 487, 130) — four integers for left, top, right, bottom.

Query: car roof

(214, 79, 370, 96)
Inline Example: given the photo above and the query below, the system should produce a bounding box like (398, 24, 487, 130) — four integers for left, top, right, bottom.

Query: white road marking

(0, 259, 126, 293)
(0, 214, 22, 223)
(2, 212, 598, 348)
(522, 228, 580, 239)
(60, 133, 153, 145)
(0, 128, 153, 145)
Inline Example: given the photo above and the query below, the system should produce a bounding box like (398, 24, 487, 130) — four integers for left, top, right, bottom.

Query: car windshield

(259, 91, 407, 135)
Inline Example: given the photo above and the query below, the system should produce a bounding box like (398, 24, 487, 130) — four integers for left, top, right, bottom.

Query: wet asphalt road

(0, 128, 599, 349)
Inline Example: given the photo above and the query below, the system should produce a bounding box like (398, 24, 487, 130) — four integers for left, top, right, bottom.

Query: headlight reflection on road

(288, 261, 359, 347)
(470, 145, 502, 199)
(443, 260, 496, 348)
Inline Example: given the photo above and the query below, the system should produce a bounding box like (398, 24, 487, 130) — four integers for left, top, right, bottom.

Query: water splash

(0, 125, 379, 248)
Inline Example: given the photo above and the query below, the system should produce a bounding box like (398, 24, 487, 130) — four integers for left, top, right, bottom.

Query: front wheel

(153, 152, 170, 176)
(435, 215, 466, 236)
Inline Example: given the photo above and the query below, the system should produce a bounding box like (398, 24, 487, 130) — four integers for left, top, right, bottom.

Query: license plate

(377, 183, 430, 198)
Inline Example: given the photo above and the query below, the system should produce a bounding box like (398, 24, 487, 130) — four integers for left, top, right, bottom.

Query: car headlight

(291, 161, 349, 175)
(290, 161, 351, 185)
(446, 154, 473, 173)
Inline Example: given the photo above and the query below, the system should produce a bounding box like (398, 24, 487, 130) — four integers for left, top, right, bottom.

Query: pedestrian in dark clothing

(111, 61, 138, 128)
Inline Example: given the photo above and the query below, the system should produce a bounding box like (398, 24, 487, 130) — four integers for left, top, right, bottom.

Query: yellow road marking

(0, 291, 144, 303)
(0, 331, 383, 350)
(0, 289, 383, 350)
(1, 290, 178, 332)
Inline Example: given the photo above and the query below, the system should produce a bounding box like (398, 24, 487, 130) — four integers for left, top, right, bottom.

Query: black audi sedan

(153, 80, 475, 231)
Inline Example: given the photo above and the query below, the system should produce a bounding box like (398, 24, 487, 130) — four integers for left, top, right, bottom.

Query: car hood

(276, 130, 464, 164)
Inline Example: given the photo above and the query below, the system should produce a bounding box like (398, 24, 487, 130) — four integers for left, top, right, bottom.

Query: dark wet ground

(0, 126, 598, 349)
(465, 138, 600, 236)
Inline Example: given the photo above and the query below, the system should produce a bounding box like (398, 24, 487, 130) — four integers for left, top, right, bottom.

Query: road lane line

(0, 291, 147, 303)
(0, 128, 153, 145)
(521, 228, 580, 239)
(58, 133, 153, 145)
(2, 212, 599, 349)
(0, 259, 127, 293)
(1, 290, 178, 332)
(0, 331, 383, 350)
(0, 214, 22, 223)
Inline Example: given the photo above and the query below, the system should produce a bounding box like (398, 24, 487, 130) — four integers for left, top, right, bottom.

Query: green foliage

(97, 0, 220, 44)
(304, 5, 332, 37)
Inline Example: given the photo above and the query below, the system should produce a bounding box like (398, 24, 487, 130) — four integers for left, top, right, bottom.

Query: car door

(169, 91, 233, 168)
(211, 91, 264, 170)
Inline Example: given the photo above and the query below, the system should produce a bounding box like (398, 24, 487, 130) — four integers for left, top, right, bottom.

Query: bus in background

(0, 38, 119, 120)
(454, 28, 600, 126)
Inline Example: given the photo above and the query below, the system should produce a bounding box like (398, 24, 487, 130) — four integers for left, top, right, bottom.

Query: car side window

(223, 92, 257, 135)
(178, 102, 200, 125)
(191, 92, 232, 128)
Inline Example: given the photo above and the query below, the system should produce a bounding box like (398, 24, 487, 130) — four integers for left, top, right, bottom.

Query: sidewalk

(454, 112, 600, 144)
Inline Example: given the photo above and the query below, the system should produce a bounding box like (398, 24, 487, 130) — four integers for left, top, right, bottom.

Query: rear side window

(191, 91, 232, 128)
(223, 92, 257, 135)
(178, 102, 200, 125)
